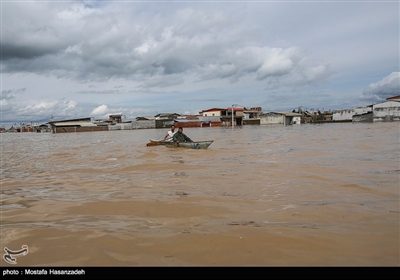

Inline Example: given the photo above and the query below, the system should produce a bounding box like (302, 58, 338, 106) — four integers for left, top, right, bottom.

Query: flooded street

(1, 122, 399, 266)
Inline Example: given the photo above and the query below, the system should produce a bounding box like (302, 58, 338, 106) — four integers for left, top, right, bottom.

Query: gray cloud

(1, 88, 26, 100)
(361, 72, 400, 103)
(1, 2, 330, 86)
(1, 1, 398, 127)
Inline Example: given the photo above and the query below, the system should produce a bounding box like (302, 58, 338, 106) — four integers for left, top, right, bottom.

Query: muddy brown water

(1, 122, 399, 266)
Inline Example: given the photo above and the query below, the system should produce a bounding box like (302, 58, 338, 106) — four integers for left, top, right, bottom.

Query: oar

(146, 141, 159, 147)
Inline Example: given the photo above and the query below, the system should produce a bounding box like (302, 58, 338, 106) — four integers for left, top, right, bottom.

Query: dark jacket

(173, 131, 192, 142)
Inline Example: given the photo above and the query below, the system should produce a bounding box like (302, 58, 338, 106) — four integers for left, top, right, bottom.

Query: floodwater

(1, 122, 399, 266)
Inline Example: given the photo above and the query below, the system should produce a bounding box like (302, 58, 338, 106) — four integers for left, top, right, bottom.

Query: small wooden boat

(146, 139, 172, 146)
(147, 139, 213, 149)
(166, 140, 214, 149)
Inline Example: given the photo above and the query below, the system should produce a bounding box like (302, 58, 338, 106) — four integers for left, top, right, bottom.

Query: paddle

(146, 141, 159, 147)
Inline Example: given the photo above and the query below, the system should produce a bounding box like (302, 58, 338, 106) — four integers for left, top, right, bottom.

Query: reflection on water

(1, 122, 399, 266)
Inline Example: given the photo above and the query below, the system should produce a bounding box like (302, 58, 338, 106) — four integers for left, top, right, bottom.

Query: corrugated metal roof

(227, 107, 244, 111)
(274, 112, 302, 116)
(200, 108, 227, 113)
(174, 119, 202, 123)
(50, 117, 91, 123)
(386, 95, 400, 101)
(136, 116, 156, 120)
(199, 116, 221, 121)
(154, 113, 181, 118)
(53, 121, 97, 127)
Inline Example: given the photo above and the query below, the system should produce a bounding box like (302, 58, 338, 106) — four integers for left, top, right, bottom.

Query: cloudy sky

(1, 0, 399, 128)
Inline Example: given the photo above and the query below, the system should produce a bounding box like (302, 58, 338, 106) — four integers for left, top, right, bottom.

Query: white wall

(202, 110, 222, 117)
(199, 116, 221, 122)
(332, 107, 372, 121)
(373, 101, 400, 122)
(260, 115, 284, 125)
(108, 121, 156, 130)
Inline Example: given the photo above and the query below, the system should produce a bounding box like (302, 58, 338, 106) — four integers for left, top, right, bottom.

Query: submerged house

(174, 119, 203, 128)
(333, 95, 400, 123)
(220, 107, 244, 127)
(174, 114, 220, 128)
(199, 106, 263, 127)
(332, 106, 372, 122)
(243, 107, 263, 125)
(260, 112, 302, 125)
(200, 107, 245, 127)
(372, 95, 400, 122)
(155, 113, 181, 129)
(154, 113, 181, 120)
(352, 111, 373, 122)
(200, 108, 226, 117)
(199, 108, 226, 127)
(37, 124, 52, 133)
(49, 117, 109, 133)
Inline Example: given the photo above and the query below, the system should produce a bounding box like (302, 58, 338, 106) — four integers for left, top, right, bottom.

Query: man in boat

(163, 124, 176, 142)
(173, 127, 193, 143)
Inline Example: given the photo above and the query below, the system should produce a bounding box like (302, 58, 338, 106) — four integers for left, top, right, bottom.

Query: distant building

(372, 95, 400, 122)
(220, 106, 244, 127)
(108, 114, 123, 124)
(200, 107, 244, 127)
(243, 107, 263, 119)
(198, 116, 222, 127)
(135, 116, 156, 121)
(154, 113, 181, 120)
(37, 124, 52, 133)
(332, 106, 372, 122)
(243, 107, 263, 125)
(49, 117, 108, 133)
(20, 124, 36, 132)
(174, 119, 203, 128)
(332, 95, 400, 122)
(200, 106, 262, 126)
(352, 111, 373, 122)
(260, 112, 302, 125)
(200, 108, 226, 117)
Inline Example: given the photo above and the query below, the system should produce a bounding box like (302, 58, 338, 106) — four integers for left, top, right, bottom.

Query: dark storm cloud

(1, 43, 60, 60)
(159, 58, 192, 75)
(1, 1, 398, 127)
(1, 2, 332, 86)
(1, 88, 26, 100)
